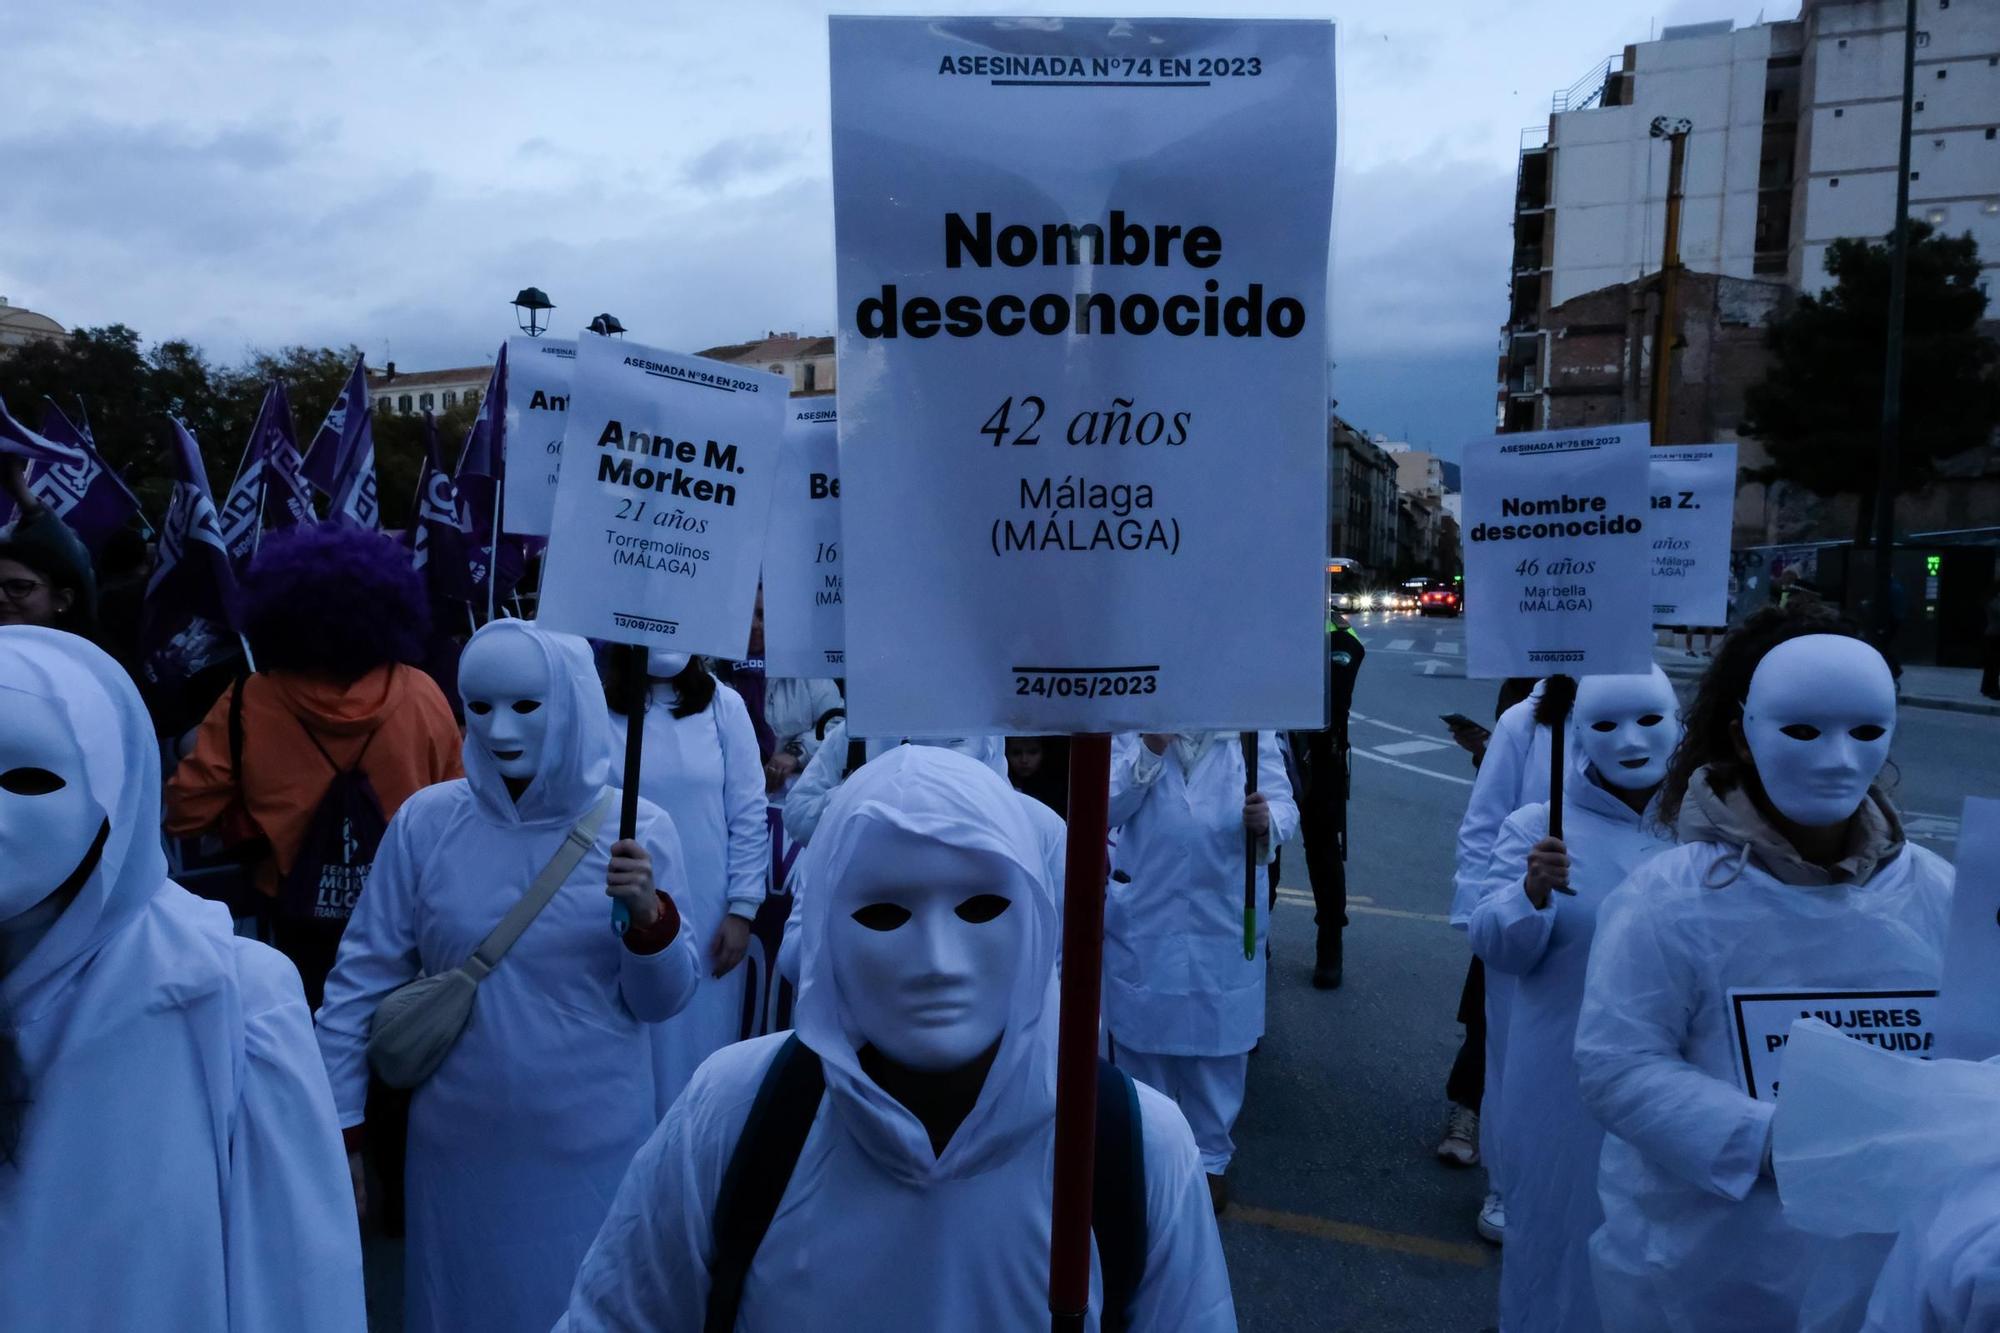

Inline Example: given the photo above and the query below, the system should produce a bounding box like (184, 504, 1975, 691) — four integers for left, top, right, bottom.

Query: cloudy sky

(3, 0, 1778, 458)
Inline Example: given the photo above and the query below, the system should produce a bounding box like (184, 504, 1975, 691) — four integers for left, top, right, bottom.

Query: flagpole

(1049, 734, 1111, 1333)
(485, 483, 502, 624)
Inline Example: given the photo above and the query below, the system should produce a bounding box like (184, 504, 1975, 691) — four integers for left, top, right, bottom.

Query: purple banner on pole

(0, 404, 145, 554)
(140, 419, 242, 689)
(218, 381, 317, 566)
(0, 394, 86, 467)
(304, 357, 380, 528)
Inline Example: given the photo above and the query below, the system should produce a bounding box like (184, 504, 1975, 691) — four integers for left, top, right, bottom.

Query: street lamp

(588, 313, 626, 337)
(511, 286, 555, 337)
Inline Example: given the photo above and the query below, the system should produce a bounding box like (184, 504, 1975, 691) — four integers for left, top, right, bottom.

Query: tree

(0, 325, 471, 530)
(1741, 222, 2000, 542)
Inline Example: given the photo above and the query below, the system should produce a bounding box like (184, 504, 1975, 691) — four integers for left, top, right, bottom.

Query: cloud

(681, 134, 806, 191)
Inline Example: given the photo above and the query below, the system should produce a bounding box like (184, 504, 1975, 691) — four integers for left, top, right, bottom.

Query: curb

(1656, 658, 2000, 718)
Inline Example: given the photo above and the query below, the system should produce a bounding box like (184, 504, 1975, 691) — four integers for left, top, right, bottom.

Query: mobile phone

(1439, 712, 1479, 730)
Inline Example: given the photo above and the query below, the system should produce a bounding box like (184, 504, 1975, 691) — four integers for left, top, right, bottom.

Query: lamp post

(587, 313, 627, 337)
(1648, 115, 1692, 445)
(1873, 0, 1921, 648)
(511, 286, 555, 337)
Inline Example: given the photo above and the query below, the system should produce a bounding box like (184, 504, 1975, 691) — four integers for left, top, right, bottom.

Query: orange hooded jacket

(166, 663, 464, 894)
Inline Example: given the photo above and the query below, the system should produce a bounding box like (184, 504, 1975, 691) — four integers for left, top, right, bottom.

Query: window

(802, 362, 817, 392)
(1916, 100, 1926, 112)
(419, 392, 434, 410)
(442, 390, 457, 407)
(397, 394, 412, 413)
(1831, 177, 1841, 187)
(1988, 128, 1997, 139)
(465, 390, 480, 410)
(377, 395, 393, 411)
(1911, 170, 1921, 180)
(1838, 37, 1847, 48)
(1936, 68, 1947, 79)
(1834, 107, 1844, 117)
(769, 363, 784, 374)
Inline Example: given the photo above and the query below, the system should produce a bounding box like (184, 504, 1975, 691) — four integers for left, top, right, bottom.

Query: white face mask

(0, 692, 104, 923)
(1742, 634, 1897, 827)
(460, 633, 553, 782)
(830, 832, 1026, 1071)
(1575, 669, 1681, 792)
(646, 649, 691, 679)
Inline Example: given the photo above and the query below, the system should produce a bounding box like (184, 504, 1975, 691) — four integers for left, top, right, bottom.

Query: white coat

(0, 627, 365, 1333)
(764, 675, 844, 759)
(316, 624, 702, 1333)
(1103, 732, 1298, 1058)
(556, 745, 1235, 1331)
(610, 680, 770, 1114)
(1574, 820, 1952, 1333)
(1468, 762, 1672, 1333)
(1453, 683, 1563, 1205)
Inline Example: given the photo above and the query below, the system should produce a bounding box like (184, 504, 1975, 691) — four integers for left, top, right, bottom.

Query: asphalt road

(362, 610, 2000, 1331)
(1220, 608, 2000, 1332)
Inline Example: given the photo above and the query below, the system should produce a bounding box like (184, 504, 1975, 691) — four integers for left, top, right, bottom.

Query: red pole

(1049, 733, 1112, 1332)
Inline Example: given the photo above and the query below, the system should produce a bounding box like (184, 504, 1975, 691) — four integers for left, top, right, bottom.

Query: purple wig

(242, 525, 430, 680)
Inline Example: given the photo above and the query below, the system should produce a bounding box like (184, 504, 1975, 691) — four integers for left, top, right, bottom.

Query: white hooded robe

(611, 679, 770, 1114)
(315, 622, 701, 1333)
(1468, 759, 1673, 1333)
(0, 627, 365, 1333)
(555, 745, 1236, 1331)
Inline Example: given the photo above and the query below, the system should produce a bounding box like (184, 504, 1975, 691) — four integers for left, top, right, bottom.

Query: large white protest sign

(1461, 423, 1653, 680)
(1934, 797, 2000, 1061)
(502, 336, 575, 536)
(831, 16, 1334, 735)
(763, 397, 844, 679)
(1728, 987, 1941, 1101)
(536, 335, 787, 656)
(1648, 443, 1736, 628)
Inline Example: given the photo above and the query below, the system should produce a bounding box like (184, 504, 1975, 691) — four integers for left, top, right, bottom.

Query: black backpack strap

(705, 1034, 826, 1333)
(812, 706, 844, 741)
(1092, 1058, 1148, 1333)
(227, 669, 252, 777)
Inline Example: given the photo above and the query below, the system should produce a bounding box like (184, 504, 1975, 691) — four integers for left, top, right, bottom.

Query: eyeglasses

(0, 577, 51, 601)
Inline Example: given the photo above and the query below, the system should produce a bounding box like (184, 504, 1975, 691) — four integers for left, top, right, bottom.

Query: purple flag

(303, 356, 380, 528)
(411, 412, 473, 605)
(0, 404, 146, 554)
(217, 381, 317, 566)
(455, 344, 507, 480)
(140, 420, 242, 689)
(0, 394, 86, 467)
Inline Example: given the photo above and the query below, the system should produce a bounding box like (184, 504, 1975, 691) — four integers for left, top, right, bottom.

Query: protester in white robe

(0, 627, 364, 1333)
(316, 621, 701, 1333)
(1575, 619, 1952, 1333)
(556, 744, 1235, 1331)
(1773, 1018, 2000, 1332)
(1469, 670, 1679, 1333)
(1103, 731, 1298, 1197)
(1452, 679, 1565, 1237)
(782, 718, 1006, 846)
(608, 649, 770, 1114)
(765, 675, 844, 760)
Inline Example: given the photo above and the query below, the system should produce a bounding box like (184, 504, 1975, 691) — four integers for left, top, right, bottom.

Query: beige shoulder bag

(367, 791, 613, 1089)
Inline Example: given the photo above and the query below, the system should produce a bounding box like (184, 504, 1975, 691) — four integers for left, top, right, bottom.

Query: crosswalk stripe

(1374, 739, 1449, 757)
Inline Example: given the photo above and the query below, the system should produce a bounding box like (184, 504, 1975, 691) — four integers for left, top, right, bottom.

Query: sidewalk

(1653, 640, 2000, 718)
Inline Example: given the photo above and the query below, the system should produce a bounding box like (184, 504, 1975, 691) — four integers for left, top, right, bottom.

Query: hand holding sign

(605, 838, 662, 928)
(1524, 835, 1572, 908)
